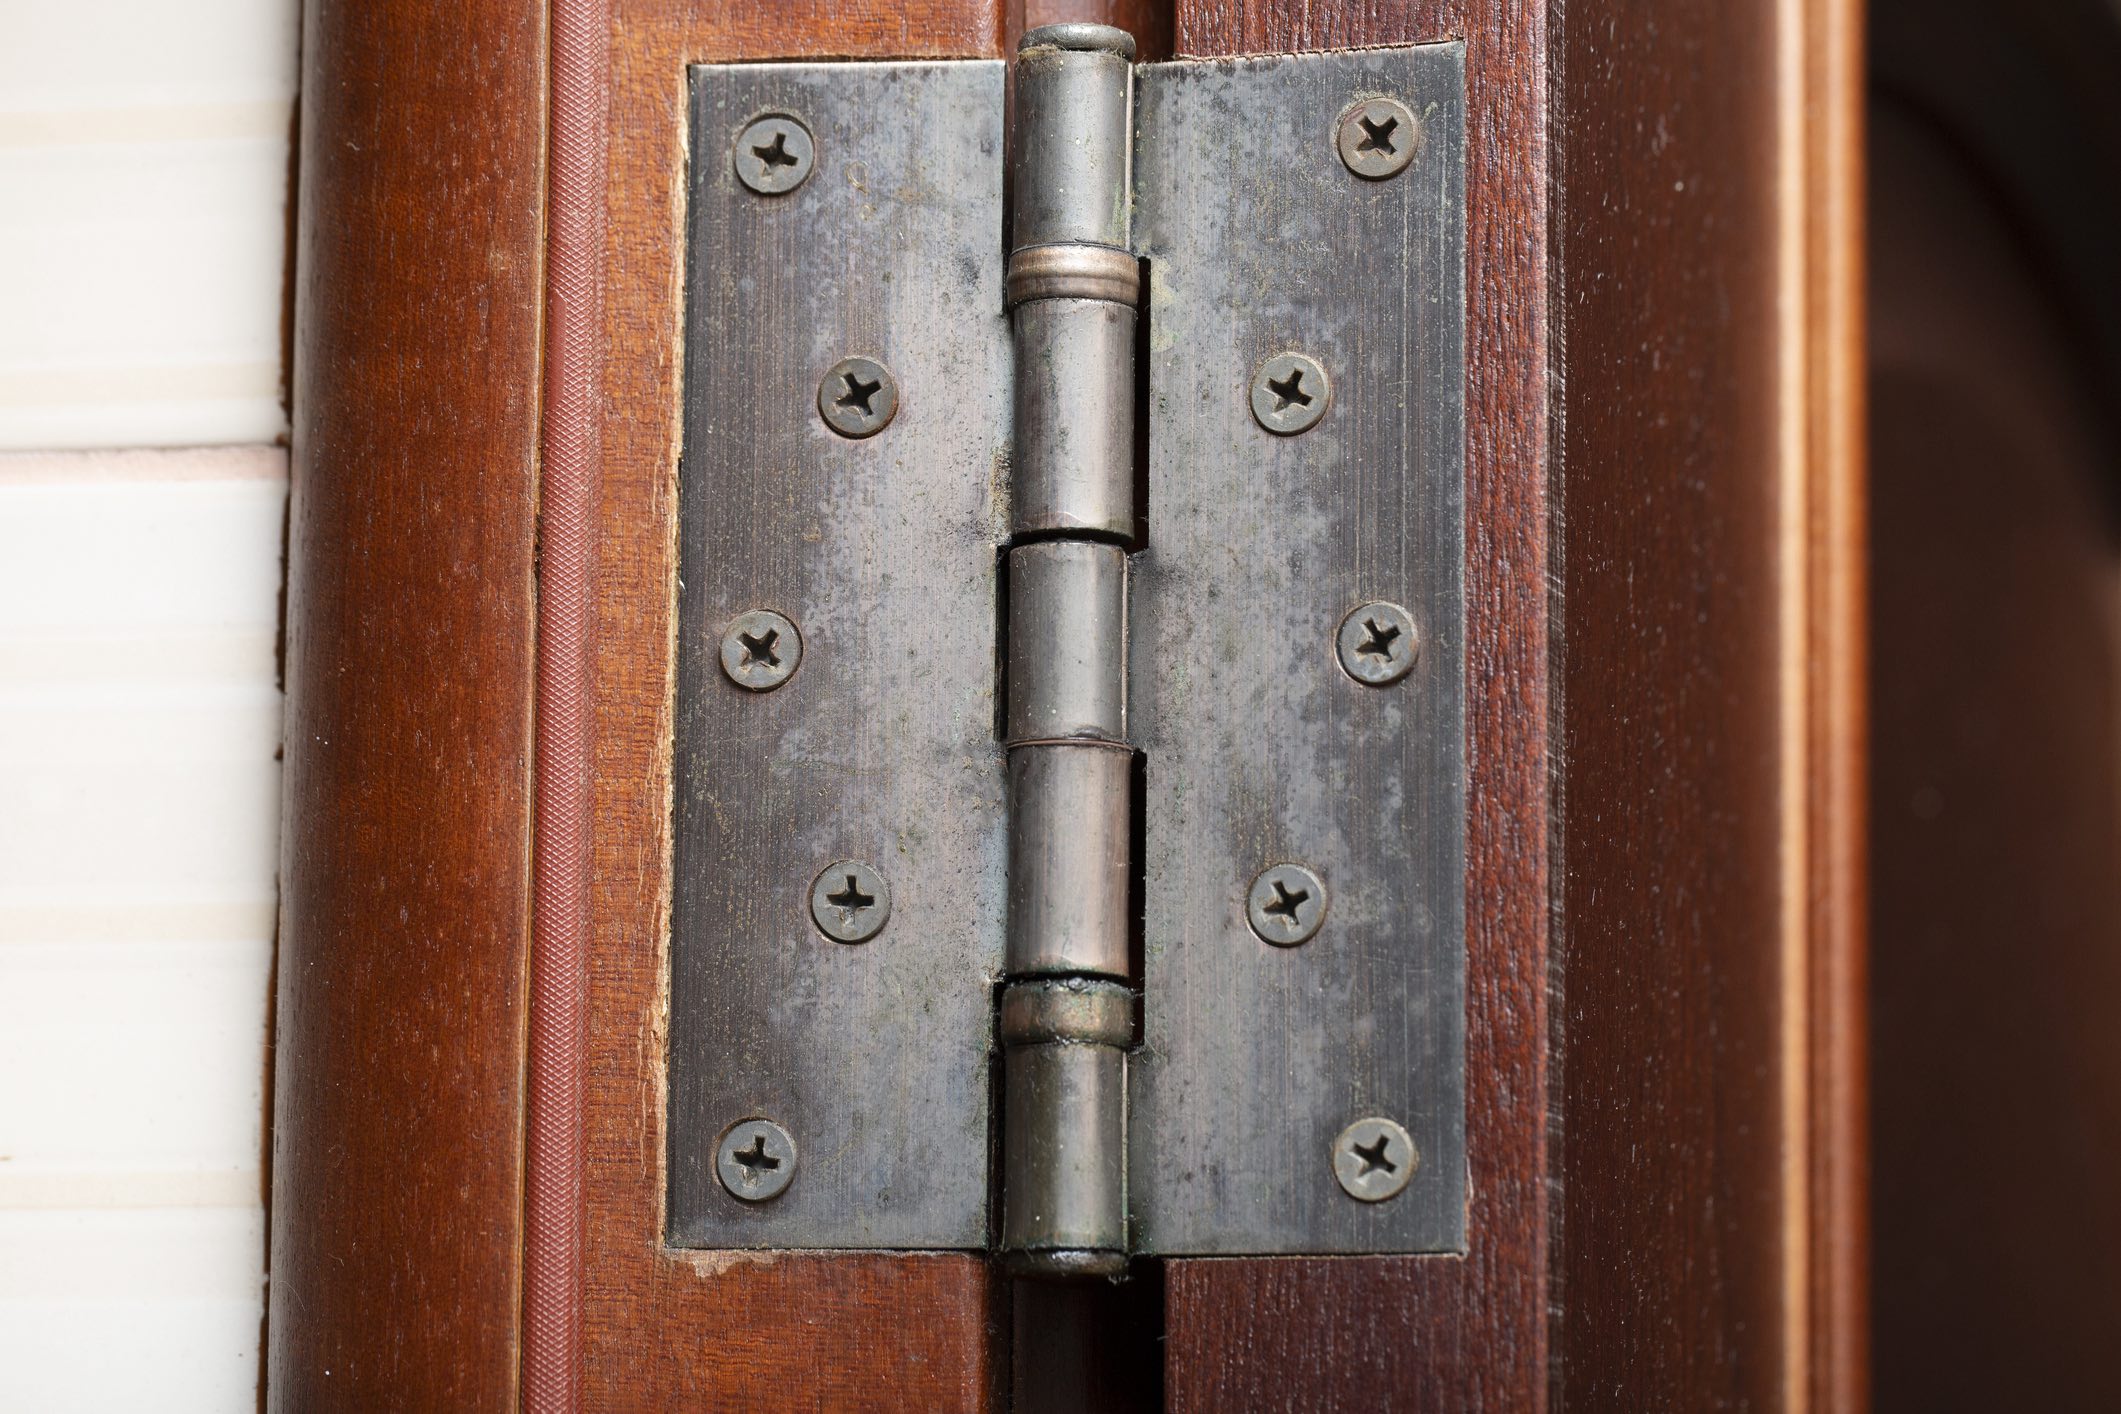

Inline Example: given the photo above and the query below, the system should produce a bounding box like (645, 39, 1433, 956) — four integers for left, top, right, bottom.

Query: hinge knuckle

(1007, 744, 1133, 978)
(999, 1016, 1129, 1274)
(1011, 26, 1134, 253)
(1010, 298, 1138, 540)
(1004, 541, 1128, 744)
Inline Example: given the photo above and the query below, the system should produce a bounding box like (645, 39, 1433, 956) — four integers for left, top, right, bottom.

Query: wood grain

(1554, 0, 1869, 1407)
(578, 3, 1012, 1409)
(1163, 3, 1552, 1411)
(268, 0, 544, 1407)
(1553, 0, 1796, 1407)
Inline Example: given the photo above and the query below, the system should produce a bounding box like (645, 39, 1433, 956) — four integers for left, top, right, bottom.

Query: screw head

(716, 1117, 797, 1202)
(1247, 863, 1326, 946)
(1336, 97, 1418, 181)
(719, 609, 802, 691)
(1250, 352, 1330, 435)
(810, 859, 891, 943)
(734, 114, 814, 195)
(818, 356, 899, 439)
(1332, 1116, 1418, 1201)
(1336, 601, 1419, 686)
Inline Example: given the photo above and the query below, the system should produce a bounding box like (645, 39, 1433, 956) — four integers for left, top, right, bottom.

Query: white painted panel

(0, 452, 284, 1407)
(0, 0, 297, 449)
(0, 1208, 264, 1412)
(0, 941, 269, 1186)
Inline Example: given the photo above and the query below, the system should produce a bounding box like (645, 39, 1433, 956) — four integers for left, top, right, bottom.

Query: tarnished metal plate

(1129, 44, 1468, 1254)
(668, 61, 1008, 1249)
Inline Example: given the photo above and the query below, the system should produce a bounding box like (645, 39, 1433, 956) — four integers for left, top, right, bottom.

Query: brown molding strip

(269, 0, 546, 1406)
(1797, 4, 1869, 1405)
(525, 0, 610, 1409)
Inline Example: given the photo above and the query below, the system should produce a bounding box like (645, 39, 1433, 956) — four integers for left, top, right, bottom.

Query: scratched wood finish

(1162, 3, 1551, 1410)
(1551, 1, 1789, 1404)
(579, 2, 1013, 1408)
(268, 0, 544, 1407)
(1554, 2, 1868, 1406)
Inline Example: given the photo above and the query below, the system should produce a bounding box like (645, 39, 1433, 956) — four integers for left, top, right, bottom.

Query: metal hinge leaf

(668, 34, 1467, 1265)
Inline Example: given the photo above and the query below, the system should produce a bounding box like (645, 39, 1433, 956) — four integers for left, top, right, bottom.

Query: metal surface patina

(668, 60, 1008, 1251)
(671, 42, 1465, 1260)
(1129, 43, 1468, 1256)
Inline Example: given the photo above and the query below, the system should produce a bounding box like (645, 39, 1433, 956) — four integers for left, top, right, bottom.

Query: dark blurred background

(1869, 0, 2121, 1406)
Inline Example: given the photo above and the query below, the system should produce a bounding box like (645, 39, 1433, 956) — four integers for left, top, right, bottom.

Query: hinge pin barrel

(1009, 295, 1138, 537)
(999, 22, 1141, 1280)
(1011, 25, 1135, 251)
(1009, 24, 1140, 543)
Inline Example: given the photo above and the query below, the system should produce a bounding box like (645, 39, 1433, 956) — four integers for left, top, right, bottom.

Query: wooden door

(267, 0, 1875, 1408)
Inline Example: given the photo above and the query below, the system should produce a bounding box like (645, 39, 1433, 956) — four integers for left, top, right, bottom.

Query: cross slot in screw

(1250, 352, 1330, 435)
(716, 1118, 797, 1202)
(1336, 97, 1418, 180)
(734, 115, 814, 195)
(818, 356, 899, 438)
(1336, 600, 1419, 686)
(719, 609, 802, 691)
(810, 859, 891, 943)
(1247, 863, 1327, 946)
(1332, 1117, 1418, 1202)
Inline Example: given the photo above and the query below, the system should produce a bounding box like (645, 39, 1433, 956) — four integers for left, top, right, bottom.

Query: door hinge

(997, 24, 1141, 1279)
(669, 26, 1466, 1269)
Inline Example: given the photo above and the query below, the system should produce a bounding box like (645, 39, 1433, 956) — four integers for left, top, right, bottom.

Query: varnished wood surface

(1553, 0, 1802, 1406)
(278, 0, 1873, 1404)
(268, 0, 545, 1407)
(577, 2, 1013, 1409)
(1801, 4, 1869, 1405)
(1161, 3, 1552, 1410)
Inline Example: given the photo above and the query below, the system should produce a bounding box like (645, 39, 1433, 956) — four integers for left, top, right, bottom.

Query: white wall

(0, 1, 295, 1408)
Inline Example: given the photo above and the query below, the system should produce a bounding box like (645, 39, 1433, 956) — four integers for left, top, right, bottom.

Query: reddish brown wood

(268, 0, 545, 1407)
(1553, 2, 1783, 1399)
(577, 3, 1013, 1409)
(1163, 4, 1552, 1411)
(1803, 6, 1869, 1406)
(1552, 0, 1868, 1406)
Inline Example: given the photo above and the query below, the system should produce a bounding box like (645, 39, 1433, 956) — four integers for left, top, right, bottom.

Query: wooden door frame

(269, 0, 1867, 1408)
